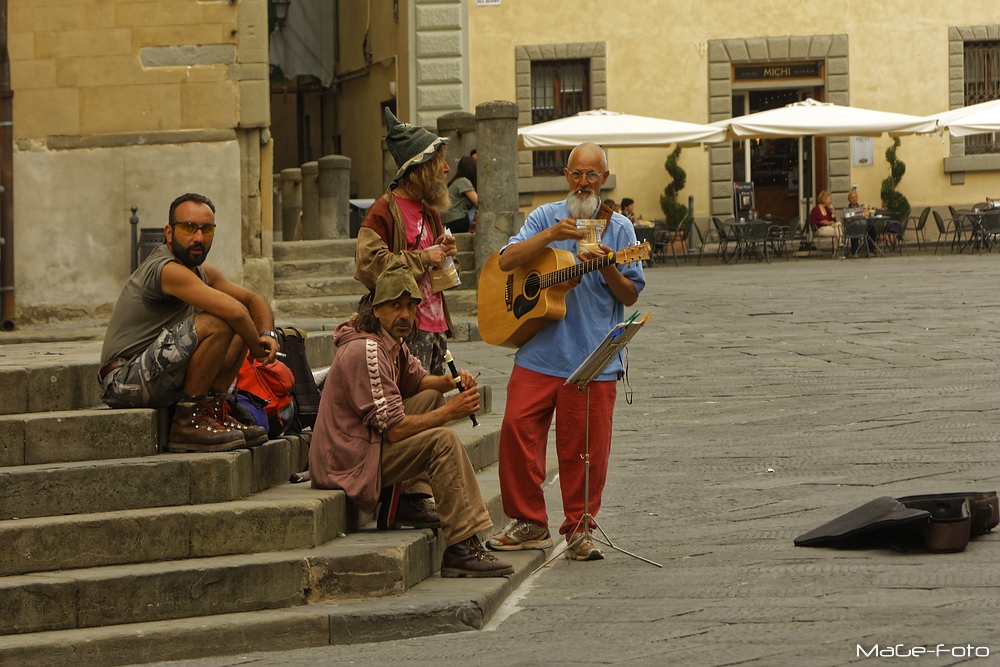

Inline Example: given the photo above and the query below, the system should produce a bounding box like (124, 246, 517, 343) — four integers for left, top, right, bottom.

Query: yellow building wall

(333, 0, 409, 199)
(8, 0, 270, 324)
(466, 1, 1000, 220)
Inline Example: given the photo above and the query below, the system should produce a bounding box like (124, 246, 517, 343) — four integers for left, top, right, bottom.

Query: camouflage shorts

(100, 316, 199, 408)
(408, 330, 448, 376)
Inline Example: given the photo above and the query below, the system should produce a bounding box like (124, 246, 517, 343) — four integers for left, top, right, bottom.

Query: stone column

(381, 138, 396, 194)
(279, 168, 301, 242)
(300, 161, 319, 240)
(475, 101, 524, 275)
(318, 155, 352, 238)
(437, 111, 477, 173)
(272, 174, 283, 242)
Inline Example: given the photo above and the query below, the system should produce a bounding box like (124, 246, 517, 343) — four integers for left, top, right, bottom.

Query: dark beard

(171, 236, 208, 268)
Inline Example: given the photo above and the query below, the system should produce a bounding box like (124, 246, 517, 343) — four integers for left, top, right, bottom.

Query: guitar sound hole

(523, 272, 541, 299)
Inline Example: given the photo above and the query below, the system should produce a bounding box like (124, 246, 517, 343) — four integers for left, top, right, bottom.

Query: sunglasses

(171, 221, 217, 237)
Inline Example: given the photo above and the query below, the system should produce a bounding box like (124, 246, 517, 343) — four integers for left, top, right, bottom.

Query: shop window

(531, 59, 589, 176)
(964, 41, 1000, 155)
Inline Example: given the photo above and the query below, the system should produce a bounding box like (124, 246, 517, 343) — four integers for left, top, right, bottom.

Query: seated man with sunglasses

(99, 193, 278, 452)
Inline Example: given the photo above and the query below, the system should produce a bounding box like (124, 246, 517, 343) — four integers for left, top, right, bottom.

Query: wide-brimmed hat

(373, 258, 422, 306)
(384, 107, 449, 185)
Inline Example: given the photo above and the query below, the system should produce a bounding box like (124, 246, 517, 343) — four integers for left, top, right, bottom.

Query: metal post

(129, 206, 139, 273)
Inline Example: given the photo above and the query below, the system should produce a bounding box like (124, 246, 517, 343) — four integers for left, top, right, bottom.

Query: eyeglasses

(171, 221, 216, 237)
(567, 170, 603, 184)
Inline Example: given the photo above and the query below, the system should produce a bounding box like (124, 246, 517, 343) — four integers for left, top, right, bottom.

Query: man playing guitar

(486, 142, 646, 561)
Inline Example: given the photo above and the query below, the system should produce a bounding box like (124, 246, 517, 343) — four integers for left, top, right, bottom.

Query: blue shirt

(502, 199, 646, 381)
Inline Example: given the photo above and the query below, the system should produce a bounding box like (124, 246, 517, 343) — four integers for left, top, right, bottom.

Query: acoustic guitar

(477, 242, 650, 348)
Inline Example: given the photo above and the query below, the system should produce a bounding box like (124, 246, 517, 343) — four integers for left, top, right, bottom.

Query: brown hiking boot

(392, 494, 441, 529)
(441, 535, 515, 578)
(213, 395, 268, 447)
(167, 398, 246, 453)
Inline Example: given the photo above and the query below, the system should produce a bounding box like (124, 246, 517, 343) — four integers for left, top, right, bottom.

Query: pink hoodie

(308, 320, 427, 513)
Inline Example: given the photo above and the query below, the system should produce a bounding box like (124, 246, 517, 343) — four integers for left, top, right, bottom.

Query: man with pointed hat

(309, 259, 513, 578)
(354, 108, 459, 378)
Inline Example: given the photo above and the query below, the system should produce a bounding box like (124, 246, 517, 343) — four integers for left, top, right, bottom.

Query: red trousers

(498, 365, 616, 536)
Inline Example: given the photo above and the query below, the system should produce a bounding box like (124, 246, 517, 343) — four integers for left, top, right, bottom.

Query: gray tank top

(101, 244, 207, 365)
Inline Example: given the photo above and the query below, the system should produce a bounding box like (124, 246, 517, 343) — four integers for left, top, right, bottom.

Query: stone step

(0, 361, 103, 416)
(273, 276, 367, 299)
(275, 288, 478, 322)
(0, 551, 543, 667)
(0, 407, 157, 467)
(0, 416, 498, 577)
(0, 452, 512, 639)
(273, 256, 356, 280)
(273, 239, 357, 262)
(0, 438, 306, 521)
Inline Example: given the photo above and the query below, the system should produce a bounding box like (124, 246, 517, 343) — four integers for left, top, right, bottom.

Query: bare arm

(160, 263, 277, 363)
(498, 218, 585, 271)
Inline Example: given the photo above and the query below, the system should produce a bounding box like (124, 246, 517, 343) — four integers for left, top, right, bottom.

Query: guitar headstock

(615, 242, 651, 265)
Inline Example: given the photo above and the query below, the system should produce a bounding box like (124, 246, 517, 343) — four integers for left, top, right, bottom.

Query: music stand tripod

(536, 315, 662, 571)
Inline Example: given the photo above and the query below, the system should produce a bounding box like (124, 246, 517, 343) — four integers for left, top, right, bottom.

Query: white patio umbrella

(715, 98, 938, 138)
(927, 99, 1000, 137)
(711, 99, 937, 225)
(517, 109, 728, 149)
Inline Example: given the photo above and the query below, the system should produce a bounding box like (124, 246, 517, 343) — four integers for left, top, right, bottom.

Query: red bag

(236, 358, 295, 435)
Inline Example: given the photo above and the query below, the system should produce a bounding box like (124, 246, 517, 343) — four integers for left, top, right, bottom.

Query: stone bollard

(318, 155, 352, 238)
(475, 101, 524, 275)
(437, 111, 477, 173)
(301, 161, 319, 240)
(381, 138, 396, 194)
(279, 168, 302, 242)
(272, 175, 283, 242)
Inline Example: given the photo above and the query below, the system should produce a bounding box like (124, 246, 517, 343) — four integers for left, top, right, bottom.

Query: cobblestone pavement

(135, 254, 1000, 666)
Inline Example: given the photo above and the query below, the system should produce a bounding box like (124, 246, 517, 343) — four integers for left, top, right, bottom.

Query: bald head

(568, 142, 608, 173)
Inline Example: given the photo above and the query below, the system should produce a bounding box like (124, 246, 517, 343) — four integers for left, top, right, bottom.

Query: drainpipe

(0, 0, 14, 330)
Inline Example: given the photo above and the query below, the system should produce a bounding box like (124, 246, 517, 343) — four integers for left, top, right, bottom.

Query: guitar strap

(595, 203, 614, 241)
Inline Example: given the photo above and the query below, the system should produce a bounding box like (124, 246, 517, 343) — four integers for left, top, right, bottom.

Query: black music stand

(536, 312, 662, 571)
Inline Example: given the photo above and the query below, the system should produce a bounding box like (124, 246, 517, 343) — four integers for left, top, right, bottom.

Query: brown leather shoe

(392, 494, 441, 529)
(167, 398, 246, 453)
(213, 395, 268, 447)
(441, 535, 514, 578)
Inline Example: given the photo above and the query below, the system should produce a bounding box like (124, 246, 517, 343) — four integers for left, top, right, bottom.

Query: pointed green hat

(384, 107, 449, 184)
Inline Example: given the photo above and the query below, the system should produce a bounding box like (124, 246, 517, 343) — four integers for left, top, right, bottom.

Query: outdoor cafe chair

(909, 207, 930, 251)
(841, 218, 874, 259)
(739, 220, 770, 263)
(712, 217, 737, 264)
(978, 210, 1000, 252)
(932, 210, 958, 255)
(688, 220, 708, 266)
(766, 221, 795, 261)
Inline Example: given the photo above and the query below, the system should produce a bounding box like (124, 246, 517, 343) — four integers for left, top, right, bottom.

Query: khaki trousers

(380, 389, 492, 545)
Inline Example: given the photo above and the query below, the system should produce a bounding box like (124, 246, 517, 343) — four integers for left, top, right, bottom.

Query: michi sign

(734, 62, 822, 82)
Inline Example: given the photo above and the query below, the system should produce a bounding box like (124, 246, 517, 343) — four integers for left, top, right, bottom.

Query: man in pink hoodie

(309, 260, 513, 578)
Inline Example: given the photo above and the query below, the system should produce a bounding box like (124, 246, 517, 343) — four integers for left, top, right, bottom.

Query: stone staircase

(273, 233, 478, 324)
(0, 334, 546, 667)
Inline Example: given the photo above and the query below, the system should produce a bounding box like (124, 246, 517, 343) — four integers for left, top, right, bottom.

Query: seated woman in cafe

(620, 197, 636, 222)
(810, 190, 842, 257)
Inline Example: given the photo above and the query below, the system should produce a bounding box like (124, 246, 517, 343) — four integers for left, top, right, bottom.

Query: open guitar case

(794, 491, 999, 553)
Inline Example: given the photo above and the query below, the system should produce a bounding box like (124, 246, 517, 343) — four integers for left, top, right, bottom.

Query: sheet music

(566, 311, 652, 386)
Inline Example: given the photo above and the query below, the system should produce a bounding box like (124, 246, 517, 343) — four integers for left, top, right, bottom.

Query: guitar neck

(540, 253, 614, 289)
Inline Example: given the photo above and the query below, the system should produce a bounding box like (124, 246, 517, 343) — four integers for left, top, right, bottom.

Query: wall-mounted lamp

(273, 0, 291, 29)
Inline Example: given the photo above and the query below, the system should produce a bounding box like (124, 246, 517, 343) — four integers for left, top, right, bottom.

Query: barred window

(964, 41, 1000, 155)
(531, 60, 589, 175)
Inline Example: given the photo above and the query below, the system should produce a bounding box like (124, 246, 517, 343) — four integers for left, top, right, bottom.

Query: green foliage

(880, 137, 910, 218)
(659, 146, 688, 229)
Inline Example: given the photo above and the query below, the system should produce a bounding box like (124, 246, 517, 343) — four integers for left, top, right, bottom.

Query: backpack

(236, 357, 296, 438)
(275, 326, 322, 433)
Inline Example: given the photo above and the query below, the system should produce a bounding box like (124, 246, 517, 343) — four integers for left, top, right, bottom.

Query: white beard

(566, 189, 600, 219)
